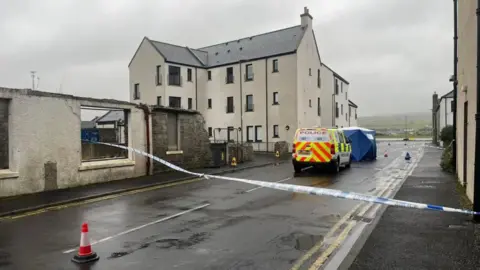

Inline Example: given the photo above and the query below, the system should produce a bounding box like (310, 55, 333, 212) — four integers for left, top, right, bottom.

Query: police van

(292, 127, 352, 173)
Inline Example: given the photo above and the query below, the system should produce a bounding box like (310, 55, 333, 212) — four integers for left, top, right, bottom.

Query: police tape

(84, 140, 480, 216)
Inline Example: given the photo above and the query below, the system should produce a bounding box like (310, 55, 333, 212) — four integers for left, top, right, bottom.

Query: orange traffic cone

(72, 223, 99, 264)
(384, 150, 388, 158)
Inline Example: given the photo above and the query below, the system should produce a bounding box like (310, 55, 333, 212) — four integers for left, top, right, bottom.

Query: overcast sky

(0, 0, 453, 117)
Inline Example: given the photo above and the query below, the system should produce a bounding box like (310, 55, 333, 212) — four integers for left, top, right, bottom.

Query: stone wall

(274, 141, 290, 158)
(0, 99, 8, 169)
(151, 107, 212, 173)
(226, 143, 254, 164)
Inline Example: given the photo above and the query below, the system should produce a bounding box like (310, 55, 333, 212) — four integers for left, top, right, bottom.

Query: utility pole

(473, 0, 480, 222)
(30, 71, 36, 90)
(404, 115, 407, 139)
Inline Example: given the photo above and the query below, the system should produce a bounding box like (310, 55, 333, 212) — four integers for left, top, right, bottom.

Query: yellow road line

(290, 202, 366, 270)
(308, 202, 373, 269)
(0, 178, 203, 221)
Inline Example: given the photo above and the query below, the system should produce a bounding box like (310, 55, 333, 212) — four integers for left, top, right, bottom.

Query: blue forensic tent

(340, 127, 377, 161)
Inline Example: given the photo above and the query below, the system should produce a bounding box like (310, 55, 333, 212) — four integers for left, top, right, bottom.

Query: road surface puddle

(280, 232, 323, 251)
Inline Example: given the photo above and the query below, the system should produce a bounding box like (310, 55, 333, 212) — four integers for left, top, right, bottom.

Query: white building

(348, 100, 358, 127)
(438, 90, 454, 136)
(128, 7, 355, 150)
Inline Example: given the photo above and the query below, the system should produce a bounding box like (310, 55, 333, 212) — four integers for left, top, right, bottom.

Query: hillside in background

(358, 112, 431, 130)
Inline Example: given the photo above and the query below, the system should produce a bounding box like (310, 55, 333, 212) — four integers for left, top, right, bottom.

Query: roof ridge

(186, 47, 206, 66)
(149, 39, 189, 49)
(197, 24, 302, 50)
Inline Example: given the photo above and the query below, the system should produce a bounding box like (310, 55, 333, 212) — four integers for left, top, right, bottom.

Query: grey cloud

(0, 0, 453, 116)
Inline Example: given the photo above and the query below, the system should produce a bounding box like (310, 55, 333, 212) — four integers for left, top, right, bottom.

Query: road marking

(0, 178, 204, 221)
(245, 177, 292, 193)
(290, 152, 409, 270)
(308, 148, 424, 269)
(62, 203, 210, 254)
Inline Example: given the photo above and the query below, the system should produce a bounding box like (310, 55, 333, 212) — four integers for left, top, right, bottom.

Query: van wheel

(294, 164, 302, 173)
(345, 155, 351, 169)
(331, 158, 340, 173)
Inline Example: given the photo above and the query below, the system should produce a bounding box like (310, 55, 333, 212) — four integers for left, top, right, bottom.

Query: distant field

(358, 112, 431, 130)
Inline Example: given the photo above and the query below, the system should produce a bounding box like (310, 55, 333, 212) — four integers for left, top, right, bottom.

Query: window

(273, 59, 279, 72)
(345, 91, 348, 100)
(246, 126, 254, 142)
(208, 70, 212, 81)
(246, 94, 254, 112)
(133, 83, 140, 100)
(169, 96, 181, 108)
(167, 112, 179, 150)
(226, 96, 234, 113)
(273, 92, 279, 105)
(156, 65, 162, 85)
(188, 98, 193, 109)
(245, 64, 254, 81)
(226, 67, 234, 84)
(208, 98, 212, 109)
(0, 99, 9, 169)
(355, 112, 357, 119)
(451, 100, 454, 112)
(187, 68, 192, 82)
(309, 68, 312, 76)
(335, 79, 339, 95)
(341, 104, 344, 115)
(317, 98, 321, 116)
(273, 125, 279, 138)
(168, 65, 181, 86)
(227, 126, 234, 142)
(338, 131, 346, 144)
(208, 127, 213, 137)
(341, 82, 343, 93)
(157, 96, 162, 106)
(336, 102, 339, 118)
(255, 125, 263, 142)
(309, 99, 312, 107)
(349, 106, 352, 117)
(317, 69, 321, 88)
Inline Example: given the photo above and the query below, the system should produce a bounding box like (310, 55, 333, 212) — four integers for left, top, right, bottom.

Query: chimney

(301, 6, 313, 28)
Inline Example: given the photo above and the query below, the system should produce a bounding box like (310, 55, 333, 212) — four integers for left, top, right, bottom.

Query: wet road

(0, 142, 426, 270)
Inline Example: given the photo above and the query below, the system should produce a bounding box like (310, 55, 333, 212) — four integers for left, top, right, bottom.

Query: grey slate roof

(148, 25, 305, 68)
(150, 41, 204, 67)
(96, 110, 125, 123)
(197, 25, 305, 67)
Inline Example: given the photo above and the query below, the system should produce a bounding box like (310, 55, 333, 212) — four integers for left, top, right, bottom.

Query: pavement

(0, 153, 284, 217)
(349, 146, 480, 270)
(0, 141, 428, 270)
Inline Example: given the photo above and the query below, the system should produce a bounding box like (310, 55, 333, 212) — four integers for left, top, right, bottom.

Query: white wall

(439, 97, 453, 132)
(349, 106, 358, 127)
(129, 38, 165, 105)
(296, 27, 322, 129)
(457, 0, 477, 201)
(334, 79, 350, 128)
(320, 65, 334, 127)
(268, 54, 298, 147)
(0, 88, 147, 198)
(164, 64, 198, 110)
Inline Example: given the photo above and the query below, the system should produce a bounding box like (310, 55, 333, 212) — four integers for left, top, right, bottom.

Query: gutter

(239, 61, 244, 142)
(474, 0, 480, 221)
(195, 68, 198, 110)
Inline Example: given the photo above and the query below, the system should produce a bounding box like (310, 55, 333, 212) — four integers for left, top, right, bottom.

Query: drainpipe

(195, 68, 198, 110)
(239, 61, 244, 143)
(139, 104, 151, 176)
(332, 93, 335, 127)
(265, 58, 269, 151)
(453, 0, 458, 170)
(474, 0, 480, 221)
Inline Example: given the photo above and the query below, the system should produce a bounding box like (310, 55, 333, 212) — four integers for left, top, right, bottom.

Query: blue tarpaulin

(81, 129, 99, 142)
(340, 127, 377, 161)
